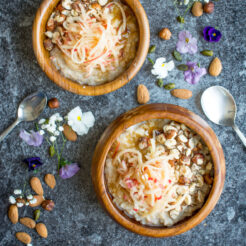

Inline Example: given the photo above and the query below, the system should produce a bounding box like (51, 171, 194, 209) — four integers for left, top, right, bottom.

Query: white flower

(50, 136, 56, 142)
(57, 116, 63, 122)
(151, 57, 175, 79)
(58, 126, 64, 131)
(17, 203, 24, 208)
(29, 198, 37, 204)
(9, 196, 16, 204)
(27, 194, 33, 200)
(39, 130, 45, 135)
(14, 189, 22, 195)
(41, 124, 47, 130)
(67, 106, 95, 136)
(54, 130, 60, 136)
(184, 0, 189, 5)
(27, 244, 32, 246)
(39, 118, 46, 124)
(25, 202, 29, 206)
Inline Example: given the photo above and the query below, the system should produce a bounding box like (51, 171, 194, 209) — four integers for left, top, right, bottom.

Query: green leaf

(200, 50, 214, 56)
(157, 79, 163, 88)
(148, 57, 154, 65)
(148, 45, 156, 54)
(34, 209, 40, 221)
(49, 145, 55, 157)
(177, 64, 189, 71)
(164, 83, 175, 90)
(172, 50, 182, 61)
(177, 16, 185, 23)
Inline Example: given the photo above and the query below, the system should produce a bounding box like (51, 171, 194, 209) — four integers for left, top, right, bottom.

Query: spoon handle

(232, 124, 246, 147)
(0, 119, 20, 143)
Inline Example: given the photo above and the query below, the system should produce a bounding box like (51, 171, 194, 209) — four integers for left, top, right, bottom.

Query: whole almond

(63, 124, 77, 142)
(20, 217, 36, 229)
(30, 177, 43, 195)
(8, 205, 18, 224)
(29, 195, 45, 207)
(209, 57, 222, 76)
(44, 174, 56, 189)
(191, 1, 203, 17)
(16, 232, 32, 244)
(171, 89, 192, 99)
(36, 223, 48, 238)
(137, 84, 150, 104)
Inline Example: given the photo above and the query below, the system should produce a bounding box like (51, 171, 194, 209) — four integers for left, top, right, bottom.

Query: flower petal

(59, 163, 80, 179)
(81, 112, 95, 128)
(20, 130, 43, 146)
(178, 30, 192, 40)
(176, 40, 189, 54)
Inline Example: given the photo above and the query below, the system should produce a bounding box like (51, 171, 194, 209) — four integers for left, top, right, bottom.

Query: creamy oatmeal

(105, 119, 214, 227)
(44, 0, 139, 85)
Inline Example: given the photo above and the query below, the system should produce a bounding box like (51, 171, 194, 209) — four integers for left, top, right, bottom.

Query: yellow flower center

(213, 33, 216, 36)
(185, 38, 189, 43)
(32, 164, 36, 167)
(161, 64, 165, 67)
(77, 116, 82, 121)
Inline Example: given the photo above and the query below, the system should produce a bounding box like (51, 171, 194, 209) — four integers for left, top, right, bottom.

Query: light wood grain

(91, 103, 226, 237)
(32, 0, 150, 96)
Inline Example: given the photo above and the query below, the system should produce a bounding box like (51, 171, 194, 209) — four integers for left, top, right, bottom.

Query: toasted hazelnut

(46, 18, 55, 31)
(165, 130, 177, 139)
(203, 2, 214, 14)
(48, 98, 60, 109)
(191, 1, 203, 17)
(159, 28, 172, 40)
(192, 153, 204, 165)
(178, 175, 191, 185)
(203, 174, 213, 185)
(43, 39, 54, 51)
(41, 200, 55, 211)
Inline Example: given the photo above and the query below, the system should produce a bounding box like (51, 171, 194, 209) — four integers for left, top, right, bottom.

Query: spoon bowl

(0, 92, 47, 142)
(201, 86, 246, 147)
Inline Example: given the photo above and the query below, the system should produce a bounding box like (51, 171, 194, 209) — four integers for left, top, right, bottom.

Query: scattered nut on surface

(191, 1, 203, 17)
(63, 124, 77, 141)
(44, 174, 56, 189)
(8, 204, 18, 224)
(16, 232, 32, 244)
(36, 223, 48, 238)
(171, 89, 192, 99)
(48, 98, 60, 109)
(159, 28, 172, 40)
(30, 177, 44, 195)
(209, 57, 222, 76)
(29, 195, 45, 208)
(20, 217, 36, 229)
(137, 84, 150, 104)
(41, 200, 55, 211)
(204, 2, 214, 14)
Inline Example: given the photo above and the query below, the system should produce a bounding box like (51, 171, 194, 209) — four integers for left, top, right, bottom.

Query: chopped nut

(71, 2, 81, 12)
(43, 39, 54, 51)
(204, 174, 213, 185)
(138, 137, 149, 149)
(159, 28, 172, 40)
(169, 209, 179, 219)
(91, 3, 102, 9)
(206, 162, 213, 171)
(164, 139, 177, 149)
(170, 149, 180, 159)
(177, 134, 188, 143)
(196, 190, 204, 203)
(46, 18, 55, 31)
(178, 175, 191, 185)
(163, 125, 176, 133)
(184, 195, 192, 205)
(192, 153, 204, 165)
(165, 129, 177, 139)
(180, 155, 190, 165)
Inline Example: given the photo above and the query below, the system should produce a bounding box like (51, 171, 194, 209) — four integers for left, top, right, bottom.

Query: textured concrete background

(0, 0, 246, 245)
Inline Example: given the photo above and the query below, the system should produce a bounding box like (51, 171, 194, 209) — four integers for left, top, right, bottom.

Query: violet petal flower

(184, 62, 207, 85)
(203, 26, 221, 42)
(23, 157, 43, 171)
(19, 130, 43, 147)
(59, 163, 80, 179)
(176, 30, 198, 54)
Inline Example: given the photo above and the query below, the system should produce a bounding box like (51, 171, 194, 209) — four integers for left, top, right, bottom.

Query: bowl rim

(32, 0, 150, 96)
(91, 103, 226, 237)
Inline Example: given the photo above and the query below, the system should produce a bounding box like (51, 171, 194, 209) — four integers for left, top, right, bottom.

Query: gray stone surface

(0, 0, 245, 245)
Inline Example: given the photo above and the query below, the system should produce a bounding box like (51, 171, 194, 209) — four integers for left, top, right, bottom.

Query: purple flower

(184, 62, 207, 84)
(23, 157, 43, 171)
(176, 31, 198, 54)
(59, 163, 80, 179)
(19, 130, 43, 147)
(203, 26, 221, 42)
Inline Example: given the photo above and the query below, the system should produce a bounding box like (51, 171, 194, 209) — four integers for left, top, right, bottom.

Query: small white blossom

(17, 203, 24, 208)
(151, 57, 174, 79)
(54, 130, 60, 136)
(9, 196, 16, 204)
(67, 107, 95, 136)
(25, 202, 29, 206)
(29, 198, 37, 204)
(50, 136, 56, 142)
(39, 130, 45, 135)
(57, 116, 63, 122)
(39, 119, 46, 124)
(58, 126, 64, 131)
(27, 244, 32, 246)
(14, 189, 22, 195)
(184, 0, 189, 5)
(27, 194, 33, 200)
(41, 124, 47, 130)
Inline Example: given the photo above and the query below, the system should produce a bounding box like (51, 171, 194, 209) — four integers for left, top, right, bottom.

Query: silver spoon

(201, 86, 246, 147)
(0, 92, 47, 142)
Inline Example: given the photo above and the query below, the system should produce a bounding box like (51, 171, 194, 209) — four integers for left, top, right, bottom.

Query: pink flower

(184, 62, 207, 84)
(59, 163, 80, 179)
(176, 31, 198, 54)
(19, 130, 43, 146)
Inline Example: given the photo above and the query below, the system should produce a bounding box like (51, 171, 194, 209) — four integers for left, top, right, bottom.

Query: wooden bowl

(32, 0, 150, 96)
(91, 104, 225, 237)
